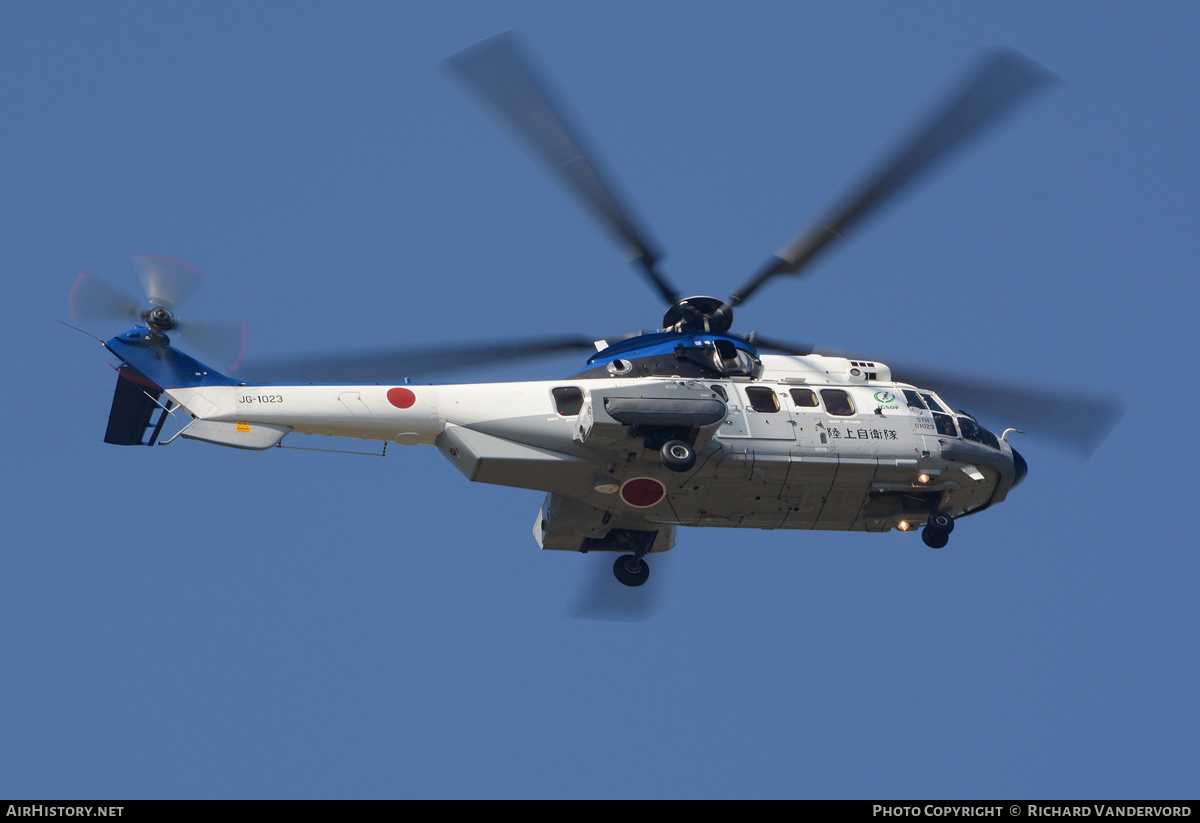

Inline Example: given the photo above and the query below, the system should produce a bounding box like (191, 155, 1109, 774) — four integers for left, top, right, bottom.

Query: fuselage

(139, 331, 1022, 539)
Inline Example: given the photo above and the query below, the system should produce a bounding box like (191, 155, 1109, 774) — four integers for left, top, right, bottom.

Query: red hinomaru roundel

(387, 387, 416, 409)
(620, 477, 665, 508)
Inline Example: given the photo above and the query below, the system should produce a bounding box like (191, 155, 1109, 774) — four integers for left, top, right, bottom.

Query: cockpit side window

(551, 386, 584, 416)
(920, 392, 948, 413)
(906, 388, 957, 436)
(932, 412, 958, 437)
(820, 389, 855, 416)
(915, 392, 957, 436)
(746, 386, 780, 413)
(789, 388, 819, 408)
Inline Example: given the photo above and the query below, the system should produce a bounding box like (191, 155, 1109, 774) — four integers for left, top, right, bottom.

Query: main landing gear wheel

(613, 554, 650, 587)
(922, 511, 954, 548)
(927, 512, 954, 534)
(921, 528, 949, 549)
(660, 440, 696, 472)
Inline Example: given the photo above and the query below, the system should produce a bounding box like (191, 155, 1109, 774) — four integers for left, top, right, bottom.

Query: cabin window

(551, 386, 583, 416)
(903, 390, 926, 410)
(820, 389, 855, 416)
(746, 387, 780, 413)
(709, 384, 728, 401)
(789, 388, 819, 408)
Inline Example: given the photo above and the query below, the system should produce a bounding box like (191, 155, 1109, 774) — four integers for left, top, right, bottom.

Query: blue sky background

(2, 1, 1197, 799)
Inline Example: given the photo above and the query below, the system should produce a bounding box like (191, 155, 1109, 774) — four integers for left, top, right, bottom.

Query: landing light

(917, 473, 931, 484)
(897, 521, 912, 531)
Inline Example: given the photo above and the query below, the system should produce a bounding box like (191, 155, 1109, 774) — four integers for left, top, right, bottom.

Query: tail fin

(103, 365, 173, 446)
(100, 327, 238, 445)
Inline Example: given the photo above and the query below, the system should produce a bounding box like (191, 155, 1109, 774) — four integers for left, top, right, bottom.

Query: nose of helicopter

(1011, 446, 1028, 488)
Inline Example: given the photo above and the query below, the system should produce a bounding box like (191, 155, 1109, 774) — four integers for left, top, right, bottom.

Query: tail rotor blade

(71, 256, 247, 374)
(132, 253, 207, 308)
(175, 320, 249, 375)
(68, 270, 141, 325)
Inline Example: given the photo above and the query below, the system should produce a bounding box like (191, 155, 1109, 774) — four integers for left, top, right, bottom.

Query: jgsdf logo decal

(874, 390, 896, 404)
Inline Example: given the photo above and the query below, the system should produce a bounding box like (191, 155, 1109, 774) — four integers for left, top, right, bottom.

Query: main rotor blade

(729, 50, 1058, 308)
(884, 361, 1121, 458)
(569, 552, 666, 622)
(447, 31, 680, 306)
(753, 336, 1121, 457)
(240, 335, 600, 384)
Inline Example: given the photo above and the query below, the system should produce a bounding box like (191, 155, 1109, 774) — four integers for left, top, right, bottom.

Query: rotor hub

(143, 305, 177, 333)
(661, 296, 733, 335)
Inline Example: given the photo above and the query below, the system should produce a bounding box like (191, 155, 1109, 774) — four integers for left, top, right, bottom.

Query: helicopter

(71, 33, 1120, 587)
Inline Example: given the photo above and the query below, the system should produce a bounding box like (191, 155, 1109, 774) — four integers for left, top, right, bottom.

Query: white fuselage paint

(163, 354, 1017, 536)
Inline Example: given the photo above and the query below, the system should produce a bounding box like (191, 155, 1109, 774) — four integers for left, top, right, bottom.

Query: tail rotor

(69, 254, 247, 373)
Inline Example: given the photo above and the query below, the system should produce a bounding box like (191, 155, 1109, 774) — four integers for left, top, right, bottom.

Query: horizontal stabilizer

(180, 420, 292, 450)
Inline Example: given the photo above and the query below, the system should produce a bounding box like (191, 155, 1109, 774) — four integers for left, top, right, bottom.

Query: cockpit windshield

(956, 412, 1001, 450)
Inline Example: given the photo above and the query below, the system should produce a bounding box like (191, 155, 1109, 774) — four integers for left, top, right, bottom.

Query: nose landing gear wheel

(922, 512, 953, 548)
(613, 554, 650, 586)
